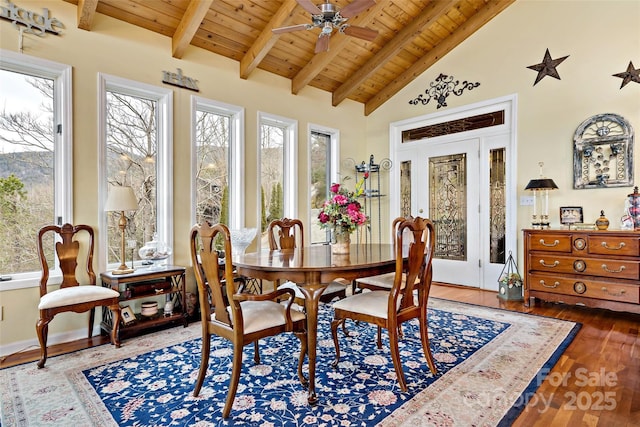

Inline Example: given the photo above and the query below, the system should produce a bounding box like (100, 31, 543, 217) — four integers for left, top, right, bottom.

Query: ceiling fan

(272, 0, 378, 53)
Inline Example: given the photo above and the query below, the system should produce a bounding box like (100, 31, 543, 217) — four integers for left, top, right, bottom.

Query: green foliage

(0, 174, 27, 213)
(266, 182, 283, 224)
(261, 186, 267, 232)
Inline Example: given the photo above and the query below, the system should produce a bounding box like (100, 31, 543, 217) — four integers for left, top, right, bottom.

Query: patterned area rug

(1, 298, 579, 426)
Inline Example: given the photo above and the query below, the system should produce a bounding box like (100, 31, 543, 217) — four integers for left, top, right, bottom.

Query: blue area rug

(0, 298, 580, 426)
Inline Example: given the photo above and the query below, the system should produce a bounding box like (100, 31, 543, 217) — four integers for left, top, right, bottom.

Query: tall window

(309, 126, 339, 244)
(0, 51, 72, 289)
(258, 113, 296, 248)
(192, 98, 244, 229)
(99, 74, 173, 271)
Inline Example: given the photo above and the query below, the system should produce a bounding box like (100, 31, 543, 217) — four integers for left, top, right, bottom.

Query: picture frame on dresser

(560, 206, 583, 225)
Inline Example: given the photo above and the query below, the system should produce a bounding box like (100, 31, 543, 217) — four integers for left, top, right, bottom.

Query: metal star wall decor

(613, 61, 640, 89)
(527, 48, 569, 86)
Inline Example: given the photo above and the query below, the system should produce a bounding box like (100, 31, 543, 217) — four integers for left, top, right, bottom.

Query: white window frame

(191, 96, 245, 228)
(308, 123, 340, 244)
(257, 112, 297, 247)
(0, 50, 72, 291)
(97, 73, 174, 273)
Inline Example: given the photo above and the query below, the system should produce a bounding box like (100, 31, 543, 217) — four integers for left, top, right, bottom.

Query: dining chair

(267, 217, 347, 304)
(190, 221, 308, 418)
(36, 223, 121, 369)
(354, 216, 418, 293)
(329, 216, 438, 391)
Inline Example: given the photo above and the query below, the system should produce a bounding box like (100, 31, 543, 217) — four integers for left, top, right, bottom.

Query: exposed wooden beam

(172, 0, 214, 59)
(332, 0, 457, 107)
(240, 0, 299, 79)
(291, 0, 384, 95)
(77, 0, 98, 31)
(364, 0, 516, 116)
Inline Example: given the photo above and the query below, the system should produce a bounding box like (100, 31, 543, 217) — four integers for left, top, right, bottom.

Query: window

(258, 112, 297, 249)
(192, 97, 244, 228)
(309, 125, 340, 244)
(0, 51, 72, 290)
(98, 74, 173, 272)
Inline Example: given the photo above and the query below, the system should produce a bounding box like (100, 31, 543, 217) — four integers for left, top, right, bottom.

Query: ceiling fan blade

(315, 35, 330, 53)
(297, 0, 322, 15)
(341, 25, 378, 41)
(339, 0, 376, 18)
(272, 24, 311, 34)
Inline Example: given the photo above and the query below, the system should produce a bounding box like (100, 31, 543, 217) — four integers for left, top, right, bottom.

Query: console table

(100, 265, 188, 340)
(523, 229, 640, 314)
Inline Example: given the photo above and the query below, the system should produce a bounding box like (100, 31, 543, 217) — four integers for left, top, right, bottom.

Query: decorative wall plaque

(162, 68, 199, 92)
(408, 73, 480, 109)
(573, 113, 634, 189)
(0, 0, 64, 35)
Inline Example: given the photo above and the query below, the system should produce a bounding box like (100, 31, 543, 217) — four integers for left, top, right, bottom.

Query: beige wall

(1, 0, 639, 352)
(367, 0, 639, 272)
(0, 1, 367, 351)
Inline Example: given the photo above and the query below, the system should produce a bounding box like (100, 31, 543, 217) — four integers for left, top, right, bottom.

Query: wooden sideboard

(523, 229, 640, 314)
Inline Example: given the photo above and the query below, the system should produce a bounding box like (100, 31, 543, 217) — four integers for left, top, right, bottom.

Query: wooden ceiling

(65, 0, 515, 115)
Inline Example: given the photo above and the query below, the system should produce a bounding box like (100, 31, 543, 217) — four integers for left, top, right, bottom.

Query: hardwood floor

(2, 283, 638, 426)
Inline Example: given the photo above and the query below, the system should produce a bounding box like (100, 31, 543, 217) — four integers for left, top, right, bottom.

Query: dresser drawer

(587, 234, 640, 257)
(528, 233, 572, 253)
(529, 253, 640, 280)
(528, 273, 639, 304)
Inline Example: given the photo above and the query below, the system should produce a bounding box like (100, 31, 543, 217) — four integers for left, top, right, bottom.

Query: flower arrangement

(317, 174, 369, 237)
(499, 272, 522, 288)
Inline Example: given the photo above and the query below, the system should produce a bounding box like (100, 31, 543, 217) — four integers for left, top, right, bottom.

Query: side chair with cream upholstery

(268, 218, 347, 304)
(354, 216, 410, 293)
(190, 221, 308, 418)
(36, 223, 121, 369)
(330, 217, 438, 392)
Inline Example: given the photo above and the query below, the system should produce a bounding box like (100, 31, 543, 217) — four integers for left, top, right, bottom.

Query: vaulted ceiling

(65, 0, 515, 115)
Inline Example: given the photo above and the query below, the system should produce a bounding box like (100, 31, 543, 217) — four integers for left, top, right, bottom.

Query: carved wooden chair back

(268, 217, 304, 251)
(267, 218, 347, 304)
(330, 216, 437, 391)
(189, 221, 308, 418)
(36, 223, 121, 368)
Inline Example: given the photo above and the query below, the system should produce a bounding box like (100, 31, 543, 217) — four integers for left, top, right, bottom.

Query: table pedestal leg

(297, 283, 327, 405)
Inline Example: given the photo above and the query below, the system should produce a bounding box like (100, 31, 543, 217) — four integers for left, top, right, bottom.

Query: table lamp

(105, 186, 138, 274)
(525, 162, 558, 229)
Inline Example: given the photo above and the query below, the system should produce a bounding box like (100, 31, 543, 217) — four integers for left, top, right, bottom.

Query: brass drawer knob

(539, 239, 560, 247)
(539, 259, 560, 268)
(540, 280, 560, 288)
(601, 264, 626, 274)
(601, 241, 626, 250)
(601, 287, 626, 297)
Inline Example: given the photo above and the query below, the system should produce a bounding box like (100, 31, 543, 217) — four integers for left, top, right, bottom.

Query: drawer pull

(601, 287, 626, 297)
(601, 241, 626, 250)
(540, 280, 559, 288)
(539, 239, 560, 247)
(539, 259, 560, 268)
(601, 264, 626, 274)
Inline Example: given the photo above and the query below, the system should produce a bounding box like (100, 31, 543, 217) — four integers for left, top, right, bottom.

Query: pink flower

(333, 194, 348, 205)
(318, 212, 330, 223)
(330, 183, 340, 193)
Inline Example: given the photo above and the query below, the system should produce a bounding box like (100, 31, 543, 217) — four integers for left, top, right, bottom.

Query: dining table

(234, 243, 399, 404)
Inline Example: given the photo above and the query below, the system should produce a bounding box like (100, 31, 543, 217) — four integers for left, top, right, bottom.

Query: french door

(391, 96, 517, 291)
(397, 139, 481, 286)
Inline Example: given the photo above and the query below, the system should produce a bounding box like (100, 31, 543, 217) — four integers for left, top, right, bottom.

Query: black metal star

(613, 61, 640, 89)
(527, 48, 569, 86)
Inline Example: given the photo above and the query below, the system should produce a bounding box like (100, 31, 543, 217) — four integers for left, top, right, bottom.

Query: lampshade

(524, 178, 559, 191)
(105, 186, 138, 211)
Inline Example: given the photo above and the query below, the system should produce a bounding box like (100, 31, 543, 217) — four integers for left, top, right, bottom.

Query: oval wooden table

(234, 243, 398, 405)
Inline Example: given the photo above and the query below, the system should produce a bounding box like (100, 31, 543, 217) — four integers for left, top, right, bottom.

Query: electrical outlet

(520, 196, 534, 206)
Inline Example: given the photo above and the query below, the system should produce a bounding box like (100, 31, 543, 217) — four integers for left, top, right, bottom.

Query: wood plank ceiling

(66, 0, 515, 115)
